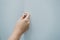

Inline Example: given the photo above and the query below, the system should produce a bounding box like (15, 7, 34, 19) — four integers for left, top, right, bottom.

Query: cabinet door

(24, 0, 60, 40)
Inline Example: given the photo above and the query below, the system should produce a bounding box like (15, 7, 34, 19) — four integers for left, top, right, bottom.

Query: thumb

(24, 12, 30, 20)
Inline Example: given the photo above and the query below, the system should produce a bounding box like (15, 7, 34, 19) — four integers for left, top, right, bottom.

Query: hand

(15, 12, 30, 34)
(8, 12, 30, 40)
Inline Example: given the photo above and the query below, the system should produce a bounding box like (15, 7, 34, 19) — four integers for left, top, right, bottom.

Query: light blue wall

(0, 0, 24, 40)
(0, 0, 60, 40)
(24, 0, 60, 40)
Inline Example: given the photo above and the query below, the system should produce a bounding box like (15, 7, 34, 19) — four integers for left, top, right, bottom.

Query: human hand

(15, 12, 30, 34)
(8, 12, 30, 40)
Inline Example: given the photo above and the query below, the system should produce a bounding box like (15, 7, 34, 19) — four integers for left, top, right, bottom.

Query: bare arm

(8, 12, 30, 40)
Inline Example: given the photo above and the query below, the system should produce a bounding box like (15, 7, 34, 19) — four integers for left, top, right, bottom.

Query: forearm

(8, 28, 23, 40)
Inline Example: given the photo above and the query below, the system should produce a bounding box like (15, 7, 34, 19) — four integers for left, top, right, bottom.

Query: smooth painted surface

(0, 0, 60, 40)
(24, 0, 60, 40)
(0, 0, 24, 40)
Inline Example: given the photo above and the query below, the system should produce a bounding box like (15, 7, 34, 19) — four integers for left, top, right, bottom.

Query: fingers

(21, 12, 30, 20)
(21, 14, 26, 19)
(24, 12, 30, 20)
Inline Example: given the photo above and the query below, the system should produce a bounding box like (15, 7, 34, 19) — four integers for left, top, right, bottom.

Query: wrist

(13, 29, 23, 36)
(11, 29, 23, 39)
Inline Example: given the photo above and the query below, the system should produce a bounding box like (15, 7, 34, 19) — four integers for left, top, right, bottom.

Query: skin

(8, 12, 30, 40)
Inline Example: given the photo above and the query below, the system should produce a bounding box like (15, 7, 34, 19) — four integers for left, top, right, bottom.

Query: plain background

(24, 0, 60, 40)
(0, 0, 60, 40)
(0, 0, 24, 40)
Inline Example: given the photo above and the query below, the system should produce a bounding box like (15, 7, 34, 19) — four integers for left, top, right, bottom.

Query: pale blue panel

(0, 0, 60, 40)
(24, 0, 60, 40)
(0, 0, 24, 40)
